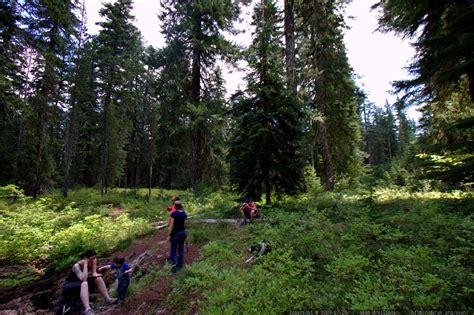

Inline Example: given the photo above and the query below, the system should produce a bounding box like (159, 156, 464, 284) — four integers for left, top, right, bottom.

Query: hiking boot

(105, 298, 118, 305)
(83, 308, 95, 315)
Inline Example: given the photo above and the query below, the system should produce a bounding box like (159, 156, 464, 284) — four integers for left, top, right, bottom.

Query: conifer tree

(23, 0, 80, 196)
(63, 0, 91, 197)
(229, 0, 305, 203)
(364, 104, 398, 165)
(299, 0, 363, 190)
(0, 1, 25, 185)
(149, 34, 190, 188)
(375, 1, 474, 186)
(95, 0, 143, 194)
(374, 0, 474, 103)
(159, 0, 240, 189)
(68, 42, 100, 188)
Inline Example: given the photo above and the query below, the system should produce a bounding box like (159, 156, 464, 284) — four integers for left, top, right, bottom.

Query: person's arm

(98, 264, 112, 273)
(91, 257, 102, 277)
(73, 261, 88, 282)
(124, 264, 133, 274)
(168, 216, 174, 235)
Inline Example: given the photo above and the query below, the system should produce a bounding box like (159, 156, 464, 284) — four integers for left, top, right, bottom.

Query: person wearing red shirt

(240, 197, 259, 225)
(166, 196, 179, 213)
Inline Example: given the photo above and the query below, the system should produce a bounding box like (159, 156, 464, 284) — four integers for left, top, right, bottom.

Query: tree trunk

(317, 120, 334, 191)
(62, 96, 77, 198)
(284, 0, 296, 97)
(190, 13, 202, 190)
(468, 68, 474, 103)
(362, 102, 373, 164)
(148, 149, 153, 201)
(33, 60, 55, 197)
(396, 105, 405, 156)
(101, 94, 110, 196)
(33, 114, 46, 198)
(265, 179, 271, 204)
(14, 49, 34, 184)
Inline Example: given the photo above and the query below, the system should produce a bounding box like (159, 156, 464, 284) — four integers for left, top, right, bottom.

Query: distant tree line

(0, 0, 472, 199)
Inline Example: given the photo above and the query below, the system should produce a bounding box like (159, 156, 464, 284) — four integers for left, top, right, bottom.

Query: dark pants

(117, 278, 130, 302)
(170, 230, 186, 272)
(62, 277, 96, 296)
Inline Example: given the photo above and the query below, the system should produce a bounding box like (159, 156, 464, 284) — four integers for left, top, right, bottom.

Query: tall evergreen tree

(375, 1, 473, 185)
(284, 0, 296, 97)
(151, 21, 190, 188)
(299, 0, 363, 190)
(374, 0, 474, 103)
(365, 104, 398, 165)
(68, 41, 100, 188)
(62, 0, 91, 197)
(229, 0, 305, 203)
(22, 0, 80, 196)
(160, 0, 240, 189)
(416, 78, 474, 185)
(0, 1, 25, 185)
(95, 0, 143, 194)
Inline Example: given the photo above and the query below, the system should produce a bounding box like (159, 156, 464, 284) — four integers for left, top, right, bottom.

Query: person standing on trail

(61, 249, 117, 314)
(168, 200, 187, 273)
(240, 197, 259, 225)
(166, 196, 181, 261)
(98, 256, 132, 304)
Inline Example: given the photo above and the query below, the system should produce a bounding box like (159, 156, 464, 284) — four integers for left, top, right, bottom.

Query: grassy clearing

(163, 188, 473, 312)
(0, 186, 241, 275)
(0, 185, 472, 310)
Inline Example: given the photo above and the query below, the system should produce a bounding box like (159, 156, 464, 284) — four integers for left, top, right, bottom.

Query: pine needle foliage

(229, 0, 305, 203)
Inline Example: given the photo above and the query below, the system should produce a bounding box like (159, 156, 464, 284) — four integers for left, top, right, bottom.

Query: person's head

(113, 256, 125, 267)
(174, 199, 183, 210)
(171, 196, 180, 204)
(243, 197, 250, 204)
(82, 249, 97, 266)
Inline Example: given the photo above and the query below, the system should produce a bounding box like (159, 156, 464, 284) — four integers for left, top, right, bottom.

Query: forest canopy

(0, 0, 472, 198)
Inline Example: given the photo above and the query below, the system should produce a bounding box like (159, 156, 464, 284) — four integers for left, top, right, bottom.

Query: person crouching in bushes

(240, 197, 259, 225)
(168, 200, 187, 273)
(61, 249, 117, 315)
(98, 256, 132, 304)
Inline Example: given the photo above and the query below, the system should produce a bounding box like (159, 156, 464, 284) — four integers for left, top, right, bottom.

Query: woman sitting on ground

(62, 249, 117, 314)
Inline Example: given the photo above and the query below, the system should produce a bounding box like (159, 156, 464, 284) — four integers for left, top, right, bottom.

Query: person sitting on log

(60, 249, 117, 315)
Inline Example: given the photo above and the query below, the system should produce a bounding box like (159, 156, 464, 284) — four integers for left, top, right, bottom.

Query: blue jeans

(117, 278, 130, 302)
(170, 230, 186, 272)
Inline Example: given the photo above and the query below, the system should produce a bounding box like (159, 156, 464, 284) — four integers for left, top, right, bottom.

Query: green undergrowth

(162, 188, 473, 312)
(0, 267, 41, 288)
(0, 186, 239, 277)
(0, 184, 472, 311)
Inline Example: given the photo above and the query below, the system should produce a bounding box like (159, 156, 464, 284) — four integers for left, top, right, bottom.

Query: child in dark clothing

(98, 256, 132, 304)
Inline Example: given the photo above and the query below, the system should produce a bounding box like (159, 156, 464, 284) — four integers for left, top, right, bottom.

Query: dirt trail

(96, 229, 201, 315)
(0, 229, 201, 314)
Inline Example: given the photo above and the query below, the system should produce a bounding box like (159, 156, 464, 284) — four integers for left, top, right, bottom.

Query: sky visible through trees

(84, 0, 418, 119)
(1, 0, 471, 197)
